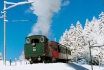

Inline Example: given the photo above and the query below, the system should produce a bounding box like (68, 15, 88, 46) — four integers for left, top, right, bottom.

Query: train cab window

(31, 39, 39, 44)
(40, 37, 44, 42)
(26, 38, 30, 44)
(45, 38, 48, 43)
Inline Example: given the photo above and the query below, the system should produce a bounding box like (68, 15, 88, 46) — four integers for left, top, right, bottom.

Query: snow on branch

(59, 12, 104, 64)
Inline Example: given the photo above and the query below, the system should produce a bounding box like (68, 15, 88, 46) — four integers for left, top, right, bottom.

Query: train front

(24, 35, 48, 63)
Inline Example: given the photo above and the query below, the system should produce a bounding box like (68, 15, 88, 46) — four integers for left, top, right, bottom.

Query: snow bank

(0, 60, 10, 66)
(81, 64, 104, 70)
(0, 62, 76, 70)
(0, 60, 104, 70)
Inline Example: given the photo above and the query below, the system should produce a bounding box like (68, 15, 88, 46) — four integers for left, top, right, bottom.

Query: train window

(60, 47, 62, 53)
(62, 48, 64, 53)
(40, 37, 44, 42)
(26, 38, 30, 44)
(54, 46, 57, 50)
(67, 48, 71, 55)
(68, 50, 69, 54)
(53, 46, 57, 50)
(63, 48, 65, 54)
(68, 50, 71, 55)
(63, 47, 66, 54)
(58, 45, 60, 52)
(60, 47, 63, 53)
(31, 39, 39, 44)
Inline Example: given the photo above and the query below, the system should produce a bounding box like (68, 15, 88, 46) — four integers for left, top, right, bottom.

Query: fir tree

(59, 12, 104, 65)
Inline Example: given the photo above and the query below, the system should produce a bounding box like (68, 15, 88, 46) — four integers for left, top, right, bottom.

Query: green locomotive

(24, 35, 49, 63)
(24, 35, 72, 63)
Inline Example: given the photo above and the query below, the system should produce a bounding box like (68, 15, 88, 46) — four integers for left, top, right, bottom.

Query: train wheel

(42, 60, 46, 63)
(52, 57, 56, 63)
(30, 61, 33, 64)
(46, 59, 51, 63)
(42, 60, 44, 63)
(29, 58, 33, 64)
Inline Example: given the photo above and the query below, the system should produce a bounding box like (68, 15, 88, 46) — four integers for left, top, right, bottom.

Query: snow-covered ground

(82, 64, 104, 70)
(0, 60, 104, 70)
(0, 61, 75, 70)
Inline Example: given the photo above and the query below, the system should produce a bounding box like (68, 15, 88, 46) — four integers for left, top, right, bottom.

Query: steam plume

(28, 0, 61, 36)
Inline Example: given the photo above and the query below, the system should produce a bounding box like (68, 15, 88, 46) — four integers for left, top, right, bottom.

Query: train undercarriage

(28, 56, 69, 64)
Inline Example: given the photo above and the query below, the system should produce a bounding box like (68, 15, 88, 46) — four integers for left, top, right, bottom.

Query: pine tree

(59, 12, 104, 65)
(69, 24, 77, 62)
(76, 21, 85, 59)
(99, 12, 104, 23)
(19, 50, 25, 61)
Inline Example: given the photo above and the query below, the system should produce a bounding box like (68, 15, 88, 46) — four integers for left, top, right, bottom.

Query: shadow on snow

(66, 63, 89, 70)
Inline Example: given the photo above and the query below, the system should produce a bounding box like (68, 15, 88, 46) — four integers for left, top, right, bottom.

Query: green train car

(24, 35, 72, 63)
(24, 35, 49, 63)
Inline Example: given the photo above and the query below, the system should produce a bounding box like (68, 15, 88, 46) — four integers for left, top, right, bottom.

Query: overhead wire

(0, 0, 35, 23)
(13, 9, 33, 22)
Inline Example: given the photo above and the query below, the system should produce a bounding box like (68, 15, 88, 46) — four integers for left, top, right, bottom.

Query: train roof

(49, 41, 62, 45)
(49, 41, 70, 49)
(27, 35, 46, 37)
(26, 35, 48, 39)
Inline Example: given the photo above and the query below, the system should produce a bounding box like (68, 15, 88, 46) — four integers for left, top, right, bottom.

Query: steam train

(24, 35, 72, 63)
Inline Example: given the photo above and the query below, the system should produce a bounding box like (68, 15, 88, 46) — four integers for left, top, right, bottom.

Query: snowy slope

(82, 64, 104, 70)
(0, 61, 75, 70)
(0, 61, 104, 70)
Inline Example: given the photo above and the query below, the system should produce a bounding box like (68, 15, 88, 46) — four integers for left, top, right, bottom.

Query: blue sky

(0, 0, 104, 61)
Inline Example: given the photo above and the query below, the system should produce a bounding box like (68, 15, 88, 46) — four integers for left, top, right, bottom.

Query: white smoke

(61, 0, 70, 6)
(28, 0, 62, 36)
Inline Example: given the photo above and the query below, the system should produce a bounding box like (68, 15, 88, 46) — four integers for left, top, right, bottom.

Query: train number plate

(33, 49, 36, 51)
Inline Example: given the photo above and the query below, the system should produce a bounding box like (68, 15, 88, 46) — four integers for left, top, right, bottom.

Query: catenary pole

(2, 1, 34, 65)
(88, 41, 93, 70)
(88, 41, 104, 70)
(4, 1, 7, 65)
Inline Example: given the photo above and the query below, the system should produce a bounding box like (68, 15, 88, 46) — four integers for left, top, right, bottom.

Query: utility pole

(0, 1, 33, 65)
(3, 1, 7, 66)
(88, 41, 104, 70)
(88, 41, 93, 70)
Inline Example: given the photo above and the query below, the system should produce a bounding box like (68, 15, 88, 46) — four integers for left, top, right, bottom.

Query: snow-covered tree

(59, 12, 104, 65)
(99, 12, 104, 23)
(19, 50, 25, 61)
(59, 29, 69, 46)
(76, 21, 86, 60)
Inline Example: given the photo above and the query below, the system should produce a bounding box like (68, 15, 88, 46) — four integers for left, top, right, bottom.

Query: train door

(51, 45, 59, 59)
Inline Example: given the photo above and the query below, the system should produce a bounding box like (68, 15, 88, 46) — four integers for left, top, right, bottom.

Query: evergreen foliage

(59, 12, 104, 65)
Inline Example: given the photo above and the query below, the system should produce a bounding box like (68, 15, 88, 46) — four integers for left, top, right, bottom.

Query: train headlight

(32, 43, 35, 45)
